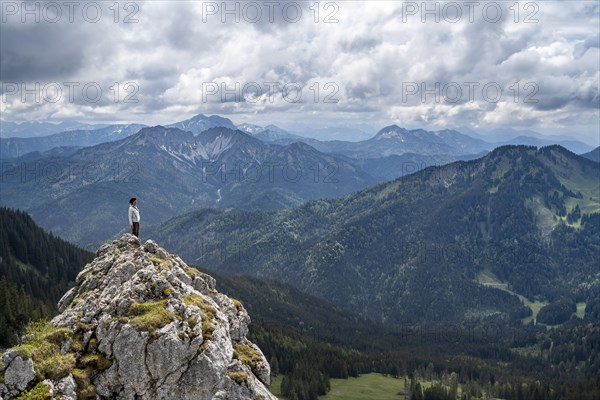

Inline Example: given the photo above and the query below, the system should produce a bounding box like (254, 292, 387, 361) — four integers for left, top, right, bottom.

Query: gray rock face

(3, 354, 35, 391)
(0, 234, 276, 400)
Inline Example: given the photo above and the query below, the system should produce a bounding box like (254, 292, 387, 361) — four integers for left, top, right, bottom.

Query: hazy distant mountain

(353, 152, 486, 182)
(581, 146, 600, 162)
(0, 124, 146, 158)
(0, 121, 108, 138)
(457, 127, 594, 153)
(9, 146, 82, 162)
(236, 123, 265, 135)
(301, 125, 491, 158)
(494, 135, 593, 154)
(487, 127, 588, 143)
(296, 126, 373, 141)
(167, 113, 236, 134)
(237, 123, 306, 143)
(150, 145, 600, 324)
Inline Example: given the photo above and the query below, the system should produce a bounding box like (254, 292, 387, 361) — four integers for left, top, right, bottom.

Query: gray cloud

(0, 1, 598, 143)
(0, 22, 89, 81)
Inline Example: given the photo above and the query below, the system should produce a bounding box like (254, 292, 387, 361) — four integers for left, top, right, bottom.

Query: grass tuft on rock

(127, 300, 176, 336)
(15, 381, 52, 400)
(184, 295, 217, 345)
(233, 344, 263, 370)
(79, 353, 112, 370)
(186, 267, 199, 278)
(227, 370, 248, 386)
(72, 368, 97, 400)
(231, 298, 243, 311)
(149, 256, 171, 268)
(6, 320, 113, 398)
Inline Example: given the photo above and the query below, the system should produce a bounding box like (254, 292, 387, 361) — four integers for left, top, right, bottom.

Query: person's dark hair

(129, 197, 137, 205)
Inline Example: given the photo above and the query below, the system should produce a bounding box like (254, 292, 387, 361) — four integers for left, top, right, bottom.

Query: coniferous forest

(0, 207, 93, 346)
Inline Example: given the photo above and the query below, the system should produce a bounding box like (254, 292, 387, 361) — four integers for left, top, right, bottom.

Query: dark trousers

(132, 222, 140, 237)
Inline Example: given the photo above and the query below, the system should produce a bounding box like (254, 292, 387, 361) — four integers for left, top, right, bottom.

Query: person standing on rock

(129, 197, 140, 237)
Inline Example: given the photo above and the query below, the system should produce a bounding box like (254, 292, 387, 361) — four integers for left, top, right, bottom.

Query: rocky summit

(0, 234, 276, 400)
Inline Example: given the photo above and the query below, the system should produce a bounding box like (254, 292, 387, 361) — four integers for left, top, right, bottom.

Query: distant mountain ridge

(0, 121, 109, 139)
(0, 124, 146, 158)
(494, 135, 594, 155)
(294, 125, 593, 158)
(237, 123, 306, 143)
(2, 115, 594, 160)
(581, 146, 600, 162)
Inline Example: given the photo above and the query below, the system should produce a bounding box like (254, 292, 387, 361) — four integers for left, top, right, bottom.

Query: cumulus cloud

(0, 0, 598, 143)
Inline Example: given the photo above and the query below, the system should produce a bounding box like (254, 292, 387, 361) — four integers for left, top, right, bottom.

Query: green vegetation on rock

(15, 381, 52, 400)
(233, 344, 263, 369)
(183, 294, 216, 345)
(127, 300, 176, 336)
(14, 321, 75, 381)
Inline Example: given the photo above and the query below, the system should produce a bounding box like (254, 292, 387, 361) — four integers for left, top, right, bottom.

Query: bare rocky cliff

(0, 234, 276, 400)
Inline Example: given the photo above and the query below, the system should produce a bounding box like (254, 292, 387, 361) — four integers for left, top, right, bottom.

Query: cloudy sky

(1, 1, 599, 143)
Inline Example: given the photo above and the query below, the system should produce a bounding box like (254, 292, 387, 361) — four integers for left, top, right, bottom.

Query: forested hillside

(151, 145, 600, 325)
(0, 207, 93, 346)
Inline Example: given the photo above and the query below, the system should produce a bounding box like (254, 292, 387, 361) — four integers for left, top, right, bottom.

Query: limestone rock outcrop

(0, 234, 276, 400)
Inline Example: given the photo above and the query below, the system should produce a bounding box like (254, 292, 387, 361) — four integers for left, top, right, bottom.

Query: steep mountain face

(0, 208, 94, 346)
(0, 234, 276, 400)
(168, 114, 236, 135)
(0, 126, 381, 249)
(0, 124, 146, 159)
(150, 146, 600, 324)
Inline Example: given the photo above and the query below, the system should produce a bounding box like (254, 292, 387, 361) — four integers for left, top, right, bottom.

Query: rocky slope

(0, 234, 276, 400)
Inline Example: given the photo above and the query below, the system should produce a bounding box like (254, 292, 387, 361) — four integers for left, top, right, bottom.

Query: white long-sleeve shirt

(129, 205, 140, 225)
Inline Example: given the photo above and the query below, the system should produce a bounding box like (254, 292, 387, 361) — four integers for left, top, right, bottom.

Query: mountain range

(1, 115, 595, 160)
(0, 126, 382, 248)
(0, 121, 108, 139)
(0, 124, 146, 158)
(1, 114, 597, 252)
(148, 145, 600, 324)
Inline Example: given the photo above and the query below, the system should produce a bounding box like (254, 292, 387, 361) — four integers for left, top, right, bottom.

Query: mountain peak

(168, 114, 236, 135)
(0, 234, 276, 400)
(374, 125, 406, 138)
